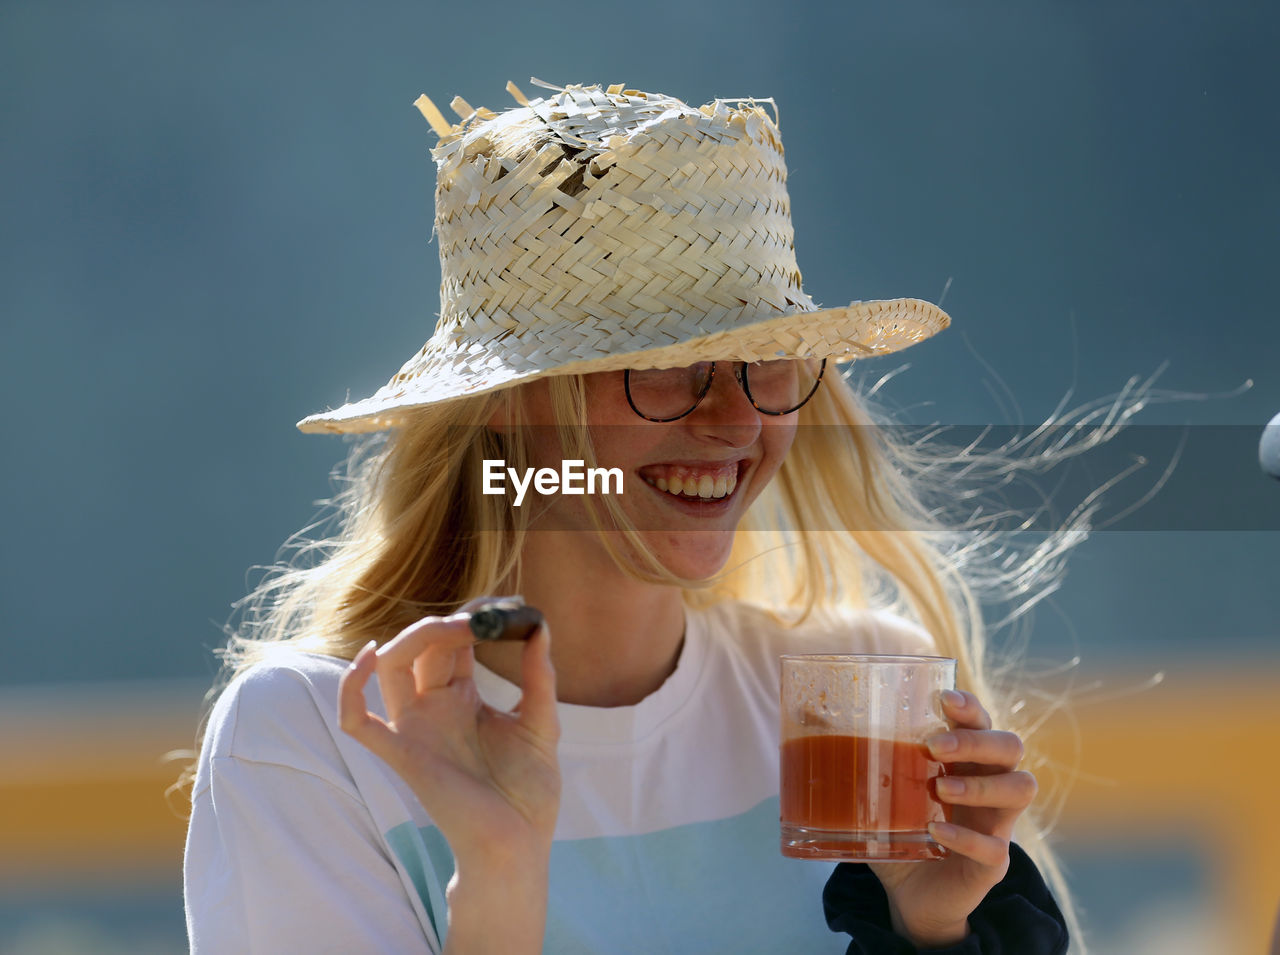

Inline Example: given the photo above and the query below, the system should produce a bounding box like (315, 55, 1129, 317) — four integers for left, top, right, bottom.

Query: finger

(926, 728, 1024, 770)
(446, 615, 477, 683)
(940, 689, 992, 730)
(338, 642, 400, 758)
(927, 822, 1012, 870)
(338, 641, 378, 734)
(935, 770, 1038, 810)
(412, 640, 475, 690)
(513, 622, 559, 742)
(376, 615, 475, 710)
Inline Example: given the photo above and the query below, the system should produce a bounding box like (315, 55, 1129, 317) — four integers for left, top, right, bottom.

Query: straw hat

(297, 80, 950, 435)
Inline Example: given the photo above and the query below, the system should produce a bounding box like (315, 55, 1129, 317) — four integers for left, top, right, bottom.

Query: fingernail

(928, 733, 958, 756)
(941, 689, 965, 708)
(936, 777, 964, 797)
(929, 822, 956, 840)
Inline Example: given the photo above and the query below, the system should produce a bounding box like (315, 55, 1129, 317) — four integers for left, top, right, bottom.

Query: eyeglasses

(623, 358, 827, 422)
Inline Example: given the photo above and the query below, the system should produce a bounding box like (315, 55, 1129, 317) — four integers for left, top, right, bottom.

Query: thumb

(514, 622, 559, 743)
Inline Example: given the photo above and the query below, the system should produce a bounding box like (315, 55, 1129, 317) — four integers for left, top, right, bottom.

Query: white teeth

(644, 466, 740, 501)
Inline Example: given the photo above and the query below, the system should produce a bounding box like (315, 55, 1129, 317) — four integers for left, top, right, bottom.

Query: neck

(474, 531, 686, 707)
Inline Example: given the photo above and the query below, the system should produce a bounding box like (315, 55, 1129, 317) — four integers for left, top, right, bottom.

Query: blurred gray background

(2, 0, 1275, 684)
(1, 0, 1277, 951)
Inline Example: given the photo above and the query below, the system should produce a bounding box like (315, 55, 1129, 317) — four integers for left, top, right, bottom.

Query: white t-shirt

(184, 600, 932, 953)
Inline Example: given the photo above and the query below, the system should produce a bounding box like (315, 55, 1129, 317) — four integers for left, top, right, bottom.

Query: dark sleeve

(822, 842, 1069, 955)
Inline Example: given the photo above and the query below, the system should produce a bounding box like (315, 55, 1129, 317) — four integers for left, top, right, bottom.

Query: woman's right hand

(338, 600, 561, 877)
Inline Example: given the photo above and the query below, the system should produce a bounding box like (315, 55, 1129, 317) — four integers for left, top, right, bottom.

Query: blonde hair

(178, 363, 1120, 945)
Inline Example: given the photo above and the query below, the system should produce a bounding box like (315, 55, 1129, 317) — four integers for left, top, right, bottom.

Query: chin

(644, 531, 736, 582)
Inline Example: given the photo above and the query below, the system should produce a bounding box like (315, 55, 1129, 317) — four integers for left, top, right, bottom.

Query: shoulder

(196, 648, 355, 793)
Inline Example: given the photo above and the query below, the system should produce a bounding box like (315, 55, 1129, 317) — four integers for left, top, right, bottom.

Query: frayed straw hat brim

(296, 296, 947, 434)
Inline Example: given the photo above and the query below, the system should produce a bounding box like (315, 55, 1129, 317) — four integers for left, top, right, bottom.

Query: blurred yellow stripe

(0, 680, 201, 883)
(0, 773, 188, 883)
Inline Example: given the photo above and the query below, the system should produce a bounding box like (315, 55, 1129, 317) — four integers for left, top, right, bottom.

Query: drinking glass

(780, 654, 956, 861)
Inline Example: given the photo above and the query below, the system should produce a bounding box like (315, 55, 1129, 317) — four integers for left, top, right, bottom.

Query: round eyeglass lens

(626, 358, 824, 420)
(625, 362, 714, 421)
(742, 358, 825, 414)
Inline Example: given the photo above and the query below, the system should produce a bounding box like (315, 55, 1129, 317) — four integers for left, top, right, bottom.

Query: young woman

(184, 81, 1071, 953)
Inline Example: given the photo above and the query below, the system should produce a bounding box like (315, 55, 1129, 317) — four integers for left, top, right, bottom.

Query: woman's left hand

(869, 689, 1038, 949)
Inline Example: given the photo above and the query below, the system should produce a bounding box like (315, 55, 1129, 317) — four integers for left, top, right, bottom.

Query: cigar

(467, 598, 544, 642)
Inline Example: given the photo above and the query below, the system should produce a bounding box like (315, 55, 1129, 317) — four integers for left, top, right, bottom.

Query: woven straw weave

(298, 81, 949, 434)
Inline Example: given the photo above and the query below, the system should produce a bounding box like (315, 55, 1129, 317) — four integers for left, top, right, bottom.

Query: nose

(682, 362, 762, 446)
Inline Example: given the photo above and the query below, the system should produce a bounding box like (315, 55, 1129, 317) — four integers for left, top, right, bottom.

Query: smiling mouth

(638, 461, 744, 502)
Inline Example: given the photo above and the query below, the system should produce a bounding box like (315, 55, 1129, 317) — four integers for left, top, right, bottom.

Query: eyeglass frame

(622, 358, 827, 423)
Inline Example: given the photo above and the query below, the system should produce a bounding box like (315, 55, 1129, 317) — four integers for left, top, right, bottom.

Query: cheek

(761, 420, 798, 477)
